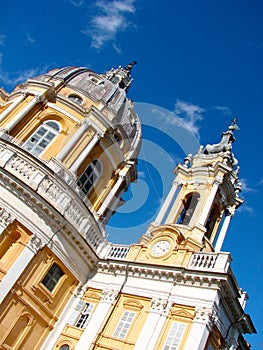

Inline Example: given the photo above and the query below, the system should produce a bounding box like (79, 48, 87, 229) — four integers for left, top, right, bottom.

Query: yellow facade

(0, 241, 77, 349)
(0, 221, 31, 281)
(0, 65, 256, 350)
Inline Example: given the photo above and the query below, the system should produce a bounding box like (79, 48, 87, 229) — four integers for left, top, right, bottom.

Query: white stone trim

(40, 283, 83, 350)
(75, 288, 118, 350)
(0, 235, 42, 303)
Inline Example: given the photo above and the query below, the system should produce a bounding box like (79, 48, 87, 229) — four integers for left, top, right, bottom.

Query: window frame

(163, 321, 186, 350)
(59, 345, 70, 350)
(23, 120, 61, 156)
(68, 94, 83, 105)
(75, 302, 94, 328)
(77, 159, 102, 196)
(41, 263, 64, 293)
(113, 310, 136, 340)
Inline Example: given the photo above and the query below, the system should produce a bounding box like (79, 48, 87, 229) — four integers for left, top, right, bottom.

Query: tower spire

(104, 61, 137, 91)
(144, 120, 243, 252)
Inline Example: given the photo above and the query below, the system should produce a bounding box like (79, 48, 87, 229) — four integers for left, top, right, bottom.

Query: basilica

(0, 63, 256, 349)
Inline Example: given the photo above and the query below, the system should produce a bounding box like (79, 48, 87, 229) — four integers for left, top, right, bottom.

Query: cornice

(97, 259, 228, 287)
(0, 167, 99, 266)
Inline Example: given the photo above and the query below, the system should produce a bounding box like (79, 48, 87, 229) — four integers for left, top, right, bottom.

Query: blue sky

(0, 0, 262, 347)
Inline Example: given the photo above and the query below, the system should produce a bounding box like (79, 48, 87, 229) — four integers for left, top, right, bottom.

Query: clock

(151, 240, 171, 257)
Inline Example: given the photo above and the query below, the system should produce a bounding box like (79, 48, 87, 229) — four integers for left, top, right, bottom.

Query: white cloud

(237, 205, 255, 215)
(214, 105, 232, 115)
(26, 32, 36, 44)
(239, 178, 256, 193)
(173, 99, 205, 138)
(70, 0, 84, 6)
(0, 35, 5, 46)
(83, 0, 136, 49)
(113, 42, 123, 54)
(0, 66, 48, 88)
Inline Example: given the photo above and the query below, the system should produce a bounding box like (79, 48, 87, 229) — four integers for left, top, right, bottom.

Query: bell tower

(138, 120, 243, 255)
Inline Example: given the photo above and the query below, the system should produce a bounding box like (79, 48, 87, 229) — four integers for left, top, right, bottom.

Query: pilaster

(0, 234, 42, 303)
(75, 288, 118, 350)
(134, 297, 173, 350)
(184, 306, 217, 350)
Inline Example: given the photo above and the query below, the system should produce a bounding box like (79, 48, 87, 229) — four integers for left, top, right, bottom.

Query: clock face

(151, 240, 171, 257)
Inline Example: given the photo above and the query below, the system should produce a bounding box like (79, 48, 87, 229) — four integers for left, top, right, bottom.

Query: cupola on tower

(0, 63, 256, 350)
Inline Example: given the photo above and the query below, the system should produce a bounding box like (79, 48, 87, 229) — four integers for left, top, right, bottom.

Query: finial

(124, 61, 137, 73)
(228, 118, 240, 132)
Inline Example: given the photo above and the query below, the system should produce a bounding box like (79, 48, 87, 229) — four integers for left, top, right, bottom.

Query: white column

(0, 93, 28, 123)
(155, 179, 180, 224)
(40, 283, 83, 350)
(184, 307, 214, 350)
(198, 178, 222, 226)
(97, 174, 125, 217)
(214, 207, 235, 252)
(102, 186, 126, 224)
(75, 288, 118, 350)
(134, 298, 172, 350)
(0, 235, 42, 303)
(57, 122, 89, 161)
(4, 93, 46, 132)
(70, 134, 100, 174)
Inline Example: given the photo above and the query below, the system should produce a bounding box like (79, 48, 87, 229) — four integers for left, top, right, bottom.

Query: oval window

(68, 94, 83, 105)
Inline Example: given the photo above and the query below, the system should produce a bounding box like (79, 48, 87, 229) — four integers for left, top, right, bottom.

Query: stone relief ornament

(101, 288, 118, 303)
(0, 207, 13, 227)
(29, 235, 43, 253)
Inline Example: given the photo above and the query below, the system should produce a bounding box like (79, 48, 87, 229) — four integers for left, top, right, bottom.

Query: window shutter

(67, 299, 85, 326)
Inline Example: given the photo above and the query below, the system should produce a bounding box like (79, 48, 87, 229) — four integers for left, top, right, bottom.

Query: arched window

(59, 345, 70, 350)
(77, 159, 102, 195)
(177, 193, 200, 225)
(68, 94, 83, 104)
(23, 120, 60, 156)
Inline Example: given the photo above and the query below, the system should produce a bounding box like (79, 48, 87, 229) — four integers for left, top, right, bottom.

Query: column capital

(151, 297, 167, 313)
(194, 306, 216, 327)
(225, 206, 235, 217)
(0, 207, 14, 229)
(35, 92, 46, 103)
(101, 288, 118, 303)
(28, 235, 43, 253)
(151, 297, 173, 316)
(214, 176, 224, 186)
(22, 90, 29, 98)
(172, 177, 181, 186)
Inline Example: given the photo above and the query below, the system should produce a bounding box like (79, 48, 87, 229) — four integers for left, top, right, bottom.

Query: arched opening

(23, 120, 61, 156)
(4, 314, 31, 348)
(177, 192, 200, 225)
(0, 230, 21, 260)
(59, 345, 70, 350)
(205, 204, 221, 240)
(77, 159, 102, 196)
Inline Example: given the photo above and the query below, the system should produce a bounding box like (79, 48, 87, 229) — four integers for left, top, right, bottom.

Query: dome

(30, 65, 141, 158)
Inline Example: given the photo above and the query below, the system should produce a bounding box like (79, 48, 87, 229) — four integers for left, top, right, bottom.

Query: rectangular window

(75, 302, 94, 328)
(163, 322, 186, 350)
(113, 311, 135, 339)
(41, 263, 64, 292)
